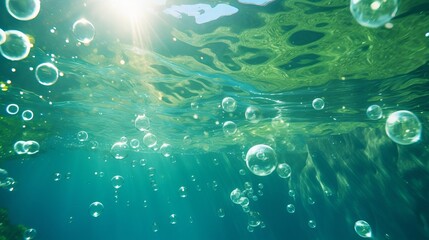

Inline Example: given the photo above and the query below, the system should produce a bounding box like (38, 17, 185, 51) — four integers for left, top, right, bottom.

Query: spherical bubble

(178, 186, 187, 197)
(6, 0, 40, 21)
(385, 110, 422, 145)
(72, 18, 95, 44)
(240, 197, 250, 207)
(0, 30, 31, 61)
(24, 140, 39, 155)
(245, 144, 277, 176)
(354, 220, 372, 238)
(222, 97, 237, 112)
(286, 203, 295, 213)
(230, 188, 244, 204)
(6, 104, 19, 115)
(77, 130, 89, 142)
(217, 208, 225, 218)
(308, 219, 316, 228)
(53, 172, 61, 181)
(110, 141, 129, 159)
(130, 138, 140, 148)
(160, 143, 172, 157)
(135, 114, 150, 131)
(111, 175, 124, 189)
(169, 214, 177, 224)
(245, 106, 262, 123)
(276, 163, 292, 178)
(89, 201, 104, 217)
(35, 62, 59, 86)
(0, 29, 5, 45)
(13, 140, 27, 154)
(22, 110, 33, 121)
(143, 132, 157, 148)
(23, 228, 37, 240)
(223, 121, 237, 136)
(312, 98, 325, 110)
(248, 211, 261, 227)
(366, 104, 383, 120)
(350, 0, 398, 28)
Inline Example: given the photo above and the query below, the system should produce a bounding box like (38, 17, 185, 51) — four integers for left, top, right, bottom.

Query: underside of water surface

(0, 0, 428, 239)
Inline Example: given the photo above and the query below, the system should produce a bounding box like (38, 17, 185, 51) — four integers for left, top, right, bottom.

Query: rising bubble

(245, 106, 262, 123)
(248, 211, 261, 227)
(178, 186, 187, 197)
(354, 220, 372, 238)
(22, 110, 33, 121)
(0, 29, 5, 45)
(385, 110, 422, 145)
(23, 228, 37, 240)
(24, 140, 39, 155)
(286, 203, 295, 213)
(0, 30, 31, 61)
(110, 141, 129, 159)
(230, 188, 244, 204)
(6, 104, 19, 115)
(222, 97, 237, 112)
(276, 163, 291, 178)
(72, 18, 95, 44)
(77, 131, 89, 142)
(35, 62, 59, 86)
(160, 143, 172, 157)
(366, 104, 383, 120)
(89, 201, 104, 217)
(169, 214, 177, 224)
(111, 175, 124, 189)
(308, 219, 316, 228)
(350, 0, 398, 28)
(13, 141, 27, 154)
(130, 138, 140, 148)
(223, 121, 237, 136)
(6, 0, 40, 21)
(135, 114, 150, 131)
(312, 98, 325, 110)
(246, 144, 277, 176)
(143, 132, 157, 148)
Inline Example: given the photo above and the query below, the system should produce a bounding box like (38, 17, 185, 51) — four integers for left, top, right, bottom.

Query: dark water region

(1, 0, 429, 240)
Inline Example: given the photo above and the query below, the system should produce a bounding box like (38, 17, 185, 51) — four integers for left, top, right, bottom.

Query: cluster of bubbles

(245, 144, 278, 176)
(230, 182, 266, 232)
(0, 168, 16, 191)
(14, 140, 40, 155)
(89, 201, 104, 217)
(6, 104, 34, 121)
(385, 110, 422, 145)
(350, 0, 398, 28)
(354, 220, 372, 238)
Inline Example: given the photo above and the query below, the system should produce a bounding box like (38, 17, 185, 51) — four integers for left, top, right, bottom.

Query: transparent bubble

(240, 197, 250, 207)
(350, 0, 398, 28)
(6, 0, 40, 21)
(53, 172, 61, 181)
(239, 169, 246, 175)
(286, 203, 295, 213)
(178, 186, 187, 198)
(135, 114, 150, 131)
(23, 228, 37, 240)
(13, 140, 27, 154)
(257, 183, 264, 189)
(77, 131, 88, 142)
(245, 144, 277, 176)
(276, 163, 292, 178)
(244, 181, 252, 190)
(111, 175, 124, 189)
(385, 110, 422, 145)
(308, 197, 315, 205)
(288, 189, 296, 198)
(245, 106, 262, 123)
(169, 214, 177, 224)
(6, 104, 19, 115)
(312, 98, 325, 110)
(89, 201, 104, 217)
(24, 140, 39, 155)
(72, 18, 95, 44)
(222, 97, 237, 112)
(22, 110, 33, 121)
(366, 104, 383, 120)
(140, 158, 147, 166)
(354, 220, 372, 238)
(35, 62, 59, 86)
(152, 222, 159, 232)
(130, 138, 140, 148)
(0, 29, 5, 45)
(247, 225, 254, 232)
(160, 143, 172, 157)
(248, 211, 261, 227)
(0, 30, 31, 61)
(143, 132, 157, 148)
(120, 136, 128, 143)
(110, 141, 129, 159)
(308, 219, 316, 228)
(3, 177, 16, 191)
(230, 188, 244, 204)
(217, 208, 225, 218)
(223, 121, 237, 136)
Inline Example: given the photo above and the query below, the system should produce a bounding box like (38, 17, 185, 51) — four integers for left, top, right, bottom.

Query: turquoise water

(1, 0, 429, 239)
